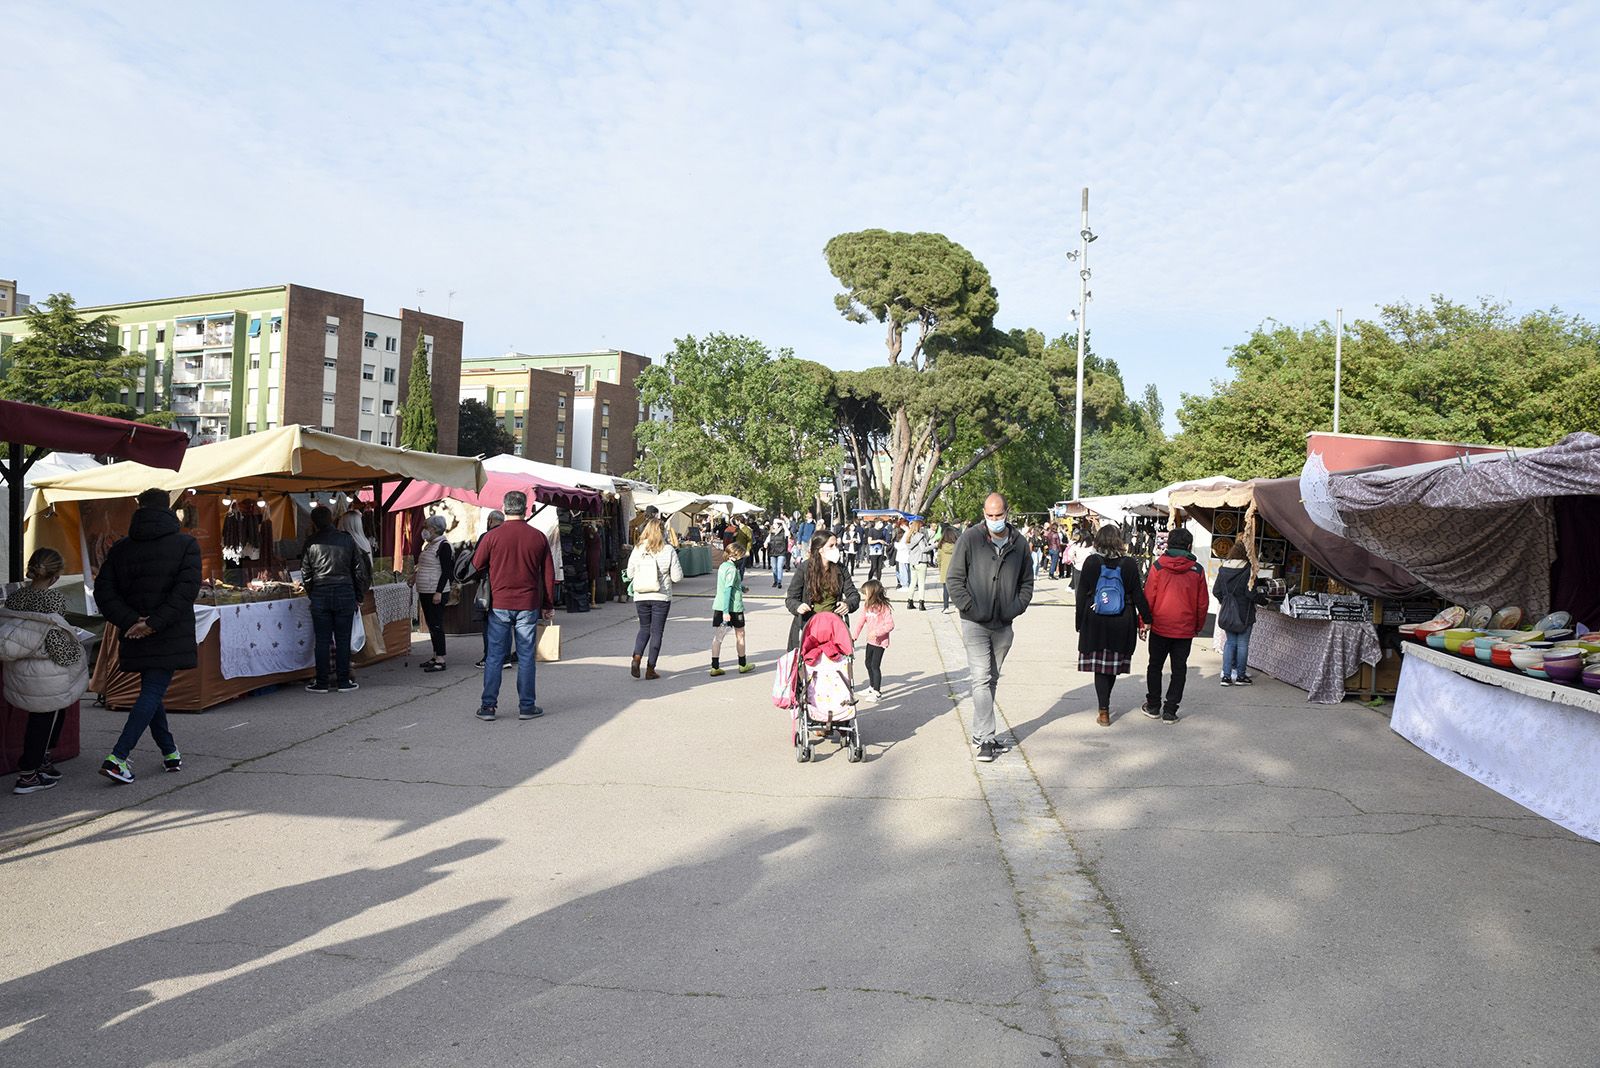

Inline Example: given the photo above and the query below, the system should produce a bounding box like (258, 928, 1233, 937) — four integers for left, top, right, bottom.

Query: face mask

(986, 517, 1007, 534)
(423, 528, 439, 541)
(822, 547, 840, 564)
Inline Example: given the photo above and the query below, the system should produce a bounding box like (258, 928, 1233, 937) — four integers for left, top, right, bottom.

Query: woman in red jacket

(1140, 526, 1210, 724)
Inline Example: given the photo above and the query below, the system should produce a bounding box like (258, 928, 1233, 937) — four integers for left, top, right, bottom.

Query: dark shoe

(13, 772, 56, 794)
(1162, 710, 1180, 724)
(1220, 677, 1234, 687)
(645, 666, 661, 680)
(475, 657, 487, 668)
(631, 655, 642, 679)
(305, 680, 331, 694)
(919, 602, 927, 612)
(976, 740, 998, 763)
(37, 757, 62, 782)
(1237, 675, 1255, 685)
(422, 660, 447, 673)
(1096, 709, 1111, 727)
(338, 680, 360, 693)
(100, 755, 134, 784)
(163, 750, 183, 772)
(518, 706, 544, 720)
(1141, 701, 1161, 719)
(476, 706, 497, 721)
(504, 658, 516, 669)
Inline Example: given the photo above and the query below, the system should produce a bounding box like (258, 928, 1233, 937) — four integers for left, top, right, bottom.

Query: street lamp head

(1065, 250, 1079, 261)
(1082, 229, 1098, 243)
(1079, 268, 1091, 281)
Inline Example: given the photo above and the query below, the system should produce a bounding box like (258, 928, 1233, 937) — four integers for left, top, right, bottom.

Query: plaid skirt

(1078, 650, 1132, 675)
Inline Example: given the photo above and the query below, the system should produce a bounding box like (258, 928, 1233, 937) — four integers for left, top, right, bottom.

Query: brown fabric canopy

(1251, 476, 1427, 600)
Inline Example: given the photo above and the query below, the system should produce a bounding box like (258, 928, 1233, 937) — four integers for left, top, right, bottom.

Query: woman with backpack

(627, 518, 684, 680)
(1075, 524, 1152, 727)
(1213, 540, 1258, 686)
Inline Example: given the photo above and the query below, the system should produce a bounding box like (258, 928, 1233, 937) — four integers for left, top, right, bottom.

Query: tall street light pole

(1067, 187, 1095, 500)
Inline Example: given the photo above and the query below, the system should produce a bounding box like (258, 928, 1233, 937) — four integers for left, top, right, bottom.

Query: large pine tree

(0, 293, 148, 418)
(397, 330, 438, 451)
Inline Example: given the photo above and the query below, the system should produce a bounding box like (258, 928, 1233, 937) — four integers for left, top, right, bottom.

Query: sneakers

(100, 755, 135, 784)
(1162, 710, 1180, 724)
(305, 680, 331, 694)
(37, 757, 61, 782)
(709, 667, 726, 677)
(13, 772, 56, 794)
(1237, 675, 1255, 686)
(971, 736, 1012, 753)
(1142, 701, 1161, 719)
(476, 706, 497, 721)
(517, 706, 545, 720)
(976, 740, 999, 762)
(475, 657, 487, 668)
(337, 680, 360, 693)
(163, 750, 183, 773)
(1220, 677, 1234, 687)
(738, 663, 754, 674)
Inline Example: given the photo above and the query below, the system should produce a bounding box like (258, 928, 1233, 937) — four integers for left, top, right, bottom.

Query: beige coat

(0, 608, 90, 713)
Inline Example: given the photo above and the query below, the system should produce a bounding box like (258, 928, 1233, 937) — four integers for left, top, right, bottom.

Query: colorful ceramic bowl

(1534, 611, 1573, 632)
(1510, 648, 1548, 672)
(1442, 629, 1480, 654)
(1540, 628, 1575, 642)
(1433, 606, 1469, 627)
(1467, 604, 1494, 629)
(1582, 667, 1600, 691)
(1472, 640, 1498, 663)
(1489, 607, 1524, 630)
(1546, 658, 1583, 683)
(1492, 642, 1525, 669)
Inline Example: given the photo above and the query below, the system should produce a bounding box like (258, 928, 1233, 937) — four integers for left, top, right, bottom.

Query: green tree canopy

(398, 332, 438, 452)
(632, 333, 840, 512)
(1166, 297, 1600, 481)
(457, 397, 516, 458)
(0, 293, 149, 420)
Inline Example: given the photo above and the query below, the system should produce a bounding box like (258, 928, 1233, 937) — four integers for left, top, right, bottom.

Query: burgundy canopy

(0, 398, 189, 469)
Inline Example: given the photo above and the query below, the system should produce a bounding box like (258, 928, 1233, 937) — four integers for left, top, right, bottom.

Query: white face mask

(821, 547, 841, 564)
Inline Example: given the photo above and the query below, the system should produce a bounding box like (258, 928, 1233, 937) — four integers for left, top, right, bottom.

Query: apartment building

(0, 279, 30, 317)
(0, 284, 461, 448)
(459, 349, 650, 476)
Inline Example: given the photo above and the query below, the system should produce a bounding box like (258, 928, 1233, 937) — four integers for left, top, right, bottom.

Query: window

(380, 431, 392, 445)
(602, 401, 610, 415)
(556, 420, 565, 434)
(363, 332, 377, 349)
(249, 355, 260, 370)
(267, 420, 277, 429)
(359, 430, 372, 442)
(247, 422, 257, 433)
(323, 393, 335, 404)
(383, 367, 396, 384)
(385, 336, 397, 352)
(362, 364, 375, 380)
(248, 318, 260, 339)
(325, 324, 338, 336)
(557, 396, 566, 409)
(270, 316, 282, 333)
(514, 415, 524, 429)
(382, 399, 393, 414)
(600, 450, 609, 464)
(135, 391, 145, 408)
(514, 390, 525, 404)
(324, 358, 336, 370)
(156, 327, 166, 343)
(555, 446, 564, 460)
(361, 398, 374, 413)
(601, 426, 608, 439)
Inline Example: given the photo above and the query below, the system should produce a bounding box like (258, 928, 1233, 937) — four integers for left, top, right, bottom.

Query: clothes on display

(222, 500, 275, 567)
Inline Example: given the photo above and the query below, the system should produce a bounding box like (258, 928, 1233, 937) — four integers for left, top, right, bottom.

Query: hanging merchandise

(222, 498, 274, 567)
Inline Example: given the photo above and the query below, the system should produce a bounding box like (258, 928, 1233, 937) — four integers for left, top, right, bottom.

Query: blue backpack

(1093, 559, 1126, 616)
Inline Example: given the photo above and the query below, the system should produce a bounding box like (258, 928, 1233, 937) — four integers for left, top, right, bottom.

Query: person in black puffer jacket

(301, 504, 373, 692)
(94, 488, 202, 784)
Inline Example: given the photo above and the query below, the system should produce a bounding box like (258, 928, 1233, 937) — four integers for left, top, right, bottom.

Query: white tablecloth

(216, 598, 365, 681)
(1393, 646, 1600, 841)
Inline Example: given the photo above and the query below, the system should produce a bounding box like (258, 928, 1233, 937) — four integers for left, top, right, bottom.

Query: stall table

(1247, 611, 1382, 703)
(91, 584, 413, 712)
(678, 544, 712, 577)
(1393, 644, 1600, 842)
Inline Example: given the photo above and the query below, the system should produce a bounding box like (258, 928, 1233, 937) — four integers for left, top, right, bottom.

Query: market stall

(27, 426, 483, 712)
(1, 400, 189, 773)
(1306, 432, 1600, 839)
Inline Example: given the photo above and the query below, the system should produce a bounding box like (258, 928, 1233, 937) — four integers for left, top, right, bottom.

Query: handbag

(535, 621, 561, 662)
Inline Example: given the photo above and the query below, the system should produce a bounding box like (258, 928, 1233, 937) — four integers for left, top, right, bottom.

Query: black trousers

(867, 555, 884, 582)
(20, 708, 66, 772)
(864, 645, 885, 690)
(419, 593, 447, 656)
(1146, 633, 1193, 712)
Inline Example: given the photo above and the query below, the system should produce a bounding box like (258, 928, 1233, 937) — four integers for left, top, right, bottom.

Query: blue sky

(5, 1, 1598, 432)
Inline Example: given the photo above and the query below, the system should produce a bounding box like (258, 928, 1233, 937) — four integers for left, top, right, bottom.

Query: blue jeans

(309, 584, 357, 685)
(114, 668, 177, 760)
(897, 562, 911, 587)
(634, 600, 671, 666)
(1222, 625, 1253, 680)
(771, 554, 787, 586)
(481, 609, 539, 712)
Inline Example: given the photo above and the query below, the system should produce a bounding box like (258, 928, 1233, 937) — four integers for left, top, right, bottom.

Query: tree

(397, 331, 438, 451)
(632, 333, 840, 512)
(0, 293, 147, 419)
(457, 398, 516, 458)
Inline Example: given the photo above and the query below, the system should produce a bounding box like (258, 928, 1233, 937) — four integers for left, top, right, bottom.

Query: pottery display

(1510, 648, 1548, 672)
(1433, 606, 1469, 627)
(1545, 658, 1582, 684)
(1442, 629, 1480, 654)
(1582, 667, 1600, 691)
(1533, 611, 1573, 632)
(1491, 642, 1523, 668)
(1466, 604, 1494, 629)
(1489, 607, 1524, 630)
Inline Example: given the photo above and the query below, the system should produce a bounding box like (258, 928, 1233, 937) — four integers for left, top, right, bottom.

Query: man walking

(1140, 526, 1209, 724)
(471, 491, 556, 722)
(946, 493, 1034, 763)
(301, 504, 372, 693)
(794, 511, 817, 553)
(93, 488, 201, 783)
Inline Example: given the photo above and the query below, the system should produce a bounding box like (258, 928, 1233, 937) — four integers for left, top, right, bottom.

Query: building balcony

(173, 332, 206, 351)
(196, 398, 233, 415)
(168, 398, 198, 415)
(171, 367, 204, 384)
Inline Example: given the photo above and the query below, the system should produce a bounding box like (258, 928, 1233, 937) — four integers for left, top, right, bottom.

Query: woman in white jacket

(626, 518, 684, 680)
(0, 550, 89, 794)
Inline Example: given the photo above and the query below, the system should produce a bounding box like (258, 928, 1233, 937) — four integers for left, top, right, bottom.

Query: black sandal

(421, 660, 447, 672)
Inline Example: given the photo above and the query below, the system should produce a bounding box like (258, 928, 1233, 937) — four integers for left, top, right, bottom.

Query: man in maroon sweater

(471, 491, 556, 722)
(1140, 526, 1210, 724)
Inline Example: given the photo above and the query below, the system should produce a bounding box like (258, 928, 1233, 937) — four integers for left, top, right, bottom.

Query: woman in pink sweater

(850, 580, 896, 702)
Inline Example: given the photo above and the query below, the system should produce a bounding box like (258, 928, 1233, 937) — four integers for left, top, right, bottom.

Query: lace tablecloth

(218, 598, 365, 680)
(371, 583, 415, 627)
(1248, 612, 1381, 703)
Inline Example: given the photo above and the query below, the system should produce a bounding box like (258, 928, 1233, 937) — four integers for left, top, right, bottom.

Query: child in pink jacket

(850, 580, 895, 702)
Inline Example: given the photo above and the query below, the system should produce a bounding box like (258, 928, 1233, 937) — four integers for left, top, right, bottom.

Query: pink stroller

(789, 612, 864, 763)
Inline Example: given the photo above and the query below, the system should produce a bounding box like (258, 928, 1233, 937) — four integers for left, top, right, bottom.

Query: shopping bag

(536, 622, 561, 662)
(360, 611, 387, 656)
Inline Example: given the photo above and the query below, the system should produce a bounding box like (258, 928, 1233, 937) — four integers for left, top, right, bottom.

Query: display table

(677, 544, 712, 577)
(1393, 644, 1600, 841)
(1248, 611, 1382, 703)
(91, 584, 413, 712)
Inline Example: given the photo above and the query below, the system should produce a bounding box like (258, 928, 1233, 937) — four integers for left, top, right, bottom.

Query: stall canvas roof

(480, 454, 652, 494)
(702, 494, 764, 516)
(27, 425, 485, 516)
(1250, 475, 1427, 600)
(634, 489, 710, 516)
(0, 398, 189, 470)
(384, 470, 602, 515)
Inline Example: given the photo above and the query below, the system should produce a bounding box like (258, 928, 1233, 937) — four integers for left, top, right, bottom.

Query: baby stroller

(786, 611, 864, 763)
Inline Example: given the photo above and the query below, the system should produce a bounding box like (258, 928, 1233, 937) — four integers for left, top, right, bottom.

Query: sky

(5, 1, 1598, 432)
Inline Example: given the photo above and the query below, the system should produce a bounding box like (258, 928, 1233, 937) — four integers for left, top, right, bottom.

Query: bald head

(982, 493, 1008, 535)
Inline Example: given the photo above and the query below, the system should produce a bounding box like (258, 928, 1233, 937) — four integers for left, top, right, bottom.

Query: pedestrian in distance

(0, 549, 89, 794)
(894, 520, 913, 590)
(1075, 524, 1152, 728)
(850, 579, 895, 702)
(794, 511, 817, 551)
(903, 519, 932, 610)
(1214, 540, 1258, 686)
(785, 532, 860, 651)
(937, 522, 961, 611)
(301, 504, 372, 693)
(866, 520, 888, 583)
(93, 487, 201, 784)
(734, 517, 754, 591)
(411, 513, 454, 673)
(709, 542, 752, 676)
(1139, 526, 1209, 723)
(627, 517, 683, 680)
(471, 490, 556, 721)
(766, 520, 790, 588)
(946, 493, 1034, 763)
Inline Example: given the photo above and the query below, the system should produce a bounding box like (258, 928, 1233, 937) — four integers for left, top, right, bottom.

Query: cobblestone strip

(927, 611, 1197, 1067)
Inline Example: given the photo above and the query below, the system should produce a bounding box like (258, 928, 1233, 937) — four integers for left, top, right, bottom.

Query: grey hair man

(944, 492, 1035, 762)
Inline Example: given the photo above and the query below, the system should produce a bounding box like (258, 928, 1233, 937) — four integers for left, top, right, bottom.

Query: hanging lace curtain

(1299, 451, 1346, 537)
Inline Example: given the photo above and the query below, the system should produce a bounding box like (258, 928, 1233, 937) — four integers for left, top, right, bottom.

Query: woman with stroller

(785, 532, 860, 651)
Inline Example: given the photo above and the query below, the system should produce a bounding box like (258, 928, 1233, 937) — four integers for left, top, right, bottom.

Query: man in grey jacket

(945, 493, 1034, 763)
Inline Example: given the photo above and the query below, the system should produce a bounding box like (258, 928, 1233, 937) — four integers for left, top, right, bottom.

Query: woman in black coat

(784, 533, 860, 650)
(1075, 524, 1151, 727)
(1212, 540, 1257, 685)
